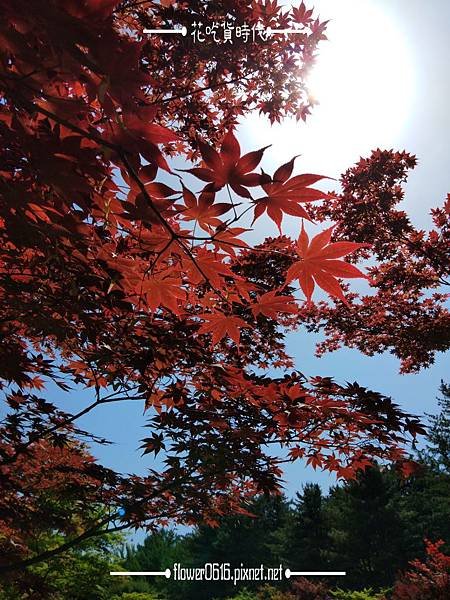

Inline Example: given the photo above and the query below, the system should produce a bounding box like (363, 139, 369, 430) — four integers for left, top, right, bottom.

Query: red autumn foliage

(286, 224, 368, 304)
(390, 540, 450, 600)
(305, 150, 450, 373)
(182, 131, 269, 197)
(0, 0, 447, 587)
(253, 158, 329, 230)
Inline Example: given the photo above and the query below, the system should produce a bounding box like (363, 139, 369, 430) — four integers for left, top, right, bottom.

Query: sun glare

(306, 0, 414, 139)
(244, 0, 416, 176)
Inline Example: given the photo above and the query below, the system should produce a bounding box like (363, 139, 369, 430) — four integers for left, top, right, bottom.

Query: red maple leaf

(67, 0, 121, 19)
(140, 275, 186, 313)
(306, 452, 324, 470)
(253, 157, 329, 231)
(291, 2, 314, 24)
(184, 131, 269, 198)
(398, 460, 420, 478)
(123, 113, 179, 145)
(286, 224, 368, 303)
(198, 313, 250, 346)
(178, 187, 232, 231)
(251, 290, 298, 319)
(212, 227, 250, 255)
(185, 249, 236, 288)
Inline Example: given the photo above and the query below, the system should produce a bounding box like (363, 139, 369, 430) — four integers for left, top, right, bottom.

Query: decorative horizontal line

(267, 28, 305, 34)
(143, 28, 187, 36)
(286, 569, 346, 577)
(110, 570, 171, 577)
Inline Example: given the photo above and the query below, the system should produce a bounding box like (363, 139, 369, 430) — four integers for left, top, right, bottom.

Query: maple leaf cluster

(118, 0, 327, 155)
(305, 149, 450, 372)
(0, 0, 445, 581)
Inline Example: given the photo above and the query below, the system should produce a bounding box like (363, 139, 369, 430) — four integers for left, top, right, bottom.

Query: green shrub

(225, 589, 260, 600)
(111, 592, 161, 600)
(331, 589, 386, 600)
(225, 586, 296, 600)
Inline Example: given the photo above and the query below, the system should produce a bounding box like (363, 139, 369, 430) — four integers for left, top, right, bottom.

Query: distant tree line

(1, 383, 449, 600)
(118, 383, 450, 600)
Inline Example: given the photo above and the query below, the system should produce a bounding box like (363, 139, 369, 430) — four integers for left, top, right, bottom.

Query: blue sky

(235, 0, 450, 490)
(50, 0, 449, 506)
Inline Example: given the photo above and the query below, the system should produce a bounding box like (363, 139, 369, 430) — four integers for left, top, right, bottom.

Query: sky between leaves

(48, 0, 450, 500)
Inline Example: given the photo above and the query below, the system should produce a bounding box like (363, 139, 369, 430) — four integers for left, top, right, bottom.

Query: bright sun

(306, 0, 415, 140)
(244, 0, 416, 176)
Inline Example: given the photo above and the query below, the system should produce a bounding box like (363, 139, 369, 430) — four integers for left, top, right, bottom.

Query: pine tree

(327, 467, 406, 589)
(424, 381, 450, 472)
(398, 382, 450, 557)
(284, 483, 331, 572)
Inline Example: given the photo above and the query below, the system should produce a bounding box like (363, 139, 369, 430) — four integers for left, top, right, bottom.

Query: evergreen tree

(398, 381, 450, 555)
(327, 466, 406, 589)
(185, 494, 290, 599)
(423, 381, 450, 472)
(189, 494, 290, 569)
(283, 484, 331, 572)
(123, 530, 191, 599)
